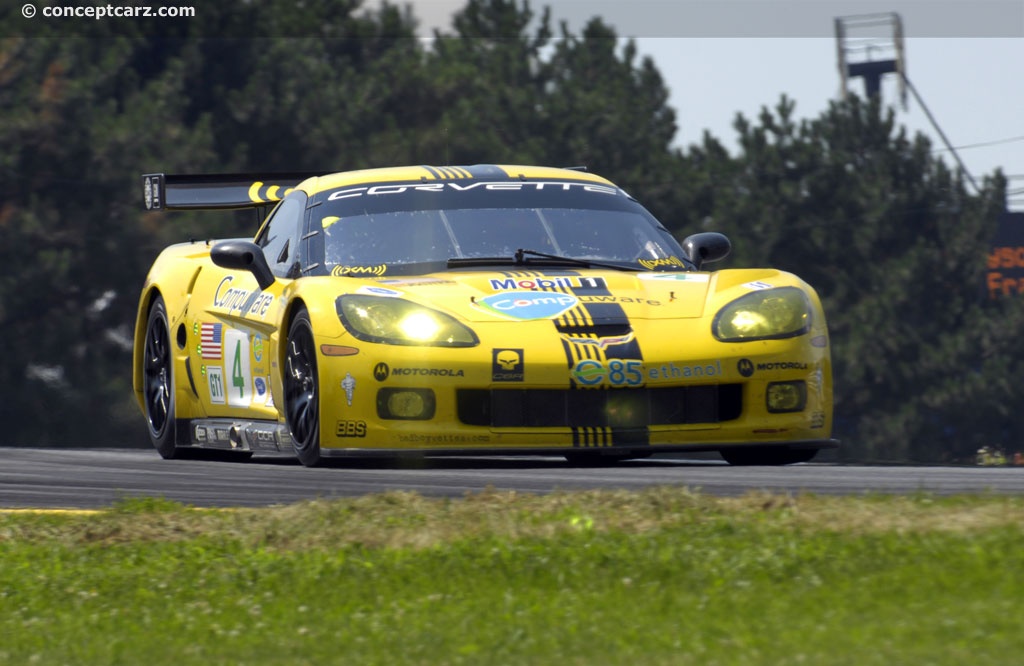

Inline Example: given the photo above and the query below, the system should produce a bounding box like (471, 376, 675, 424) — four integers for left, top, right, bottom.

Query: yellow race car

(133, 165, 836, 466)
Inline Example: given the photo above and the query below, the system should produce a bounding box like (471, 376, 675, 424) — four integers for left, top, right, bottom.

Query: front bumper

(316, 324, 833, 454)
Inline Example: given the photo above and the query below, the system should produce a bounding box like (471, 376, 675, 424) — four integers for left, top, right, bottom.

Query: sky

(405, 0, 1024, 209)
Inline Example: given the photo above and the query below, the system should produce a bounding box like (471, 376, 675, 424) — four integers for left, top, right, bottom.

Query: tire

(720, 446, 818, 466)
(142, 296, 179, 459)
(284, 307, 322, 467)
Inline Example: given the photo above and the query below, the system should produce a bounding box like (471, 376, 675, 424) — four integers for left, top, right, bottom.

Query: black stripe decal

(526, 269, 649, 449)
(420, 165, 443, 180)
(574, 275, 647, 449)
(449, 166, 473, 179)
(422, 165, 477, 180)
(497, 268, 649, 448)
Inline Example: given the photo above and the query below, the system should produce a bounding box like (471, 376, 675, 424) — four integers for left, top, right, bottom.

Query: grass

(1, 489, 1023, 665)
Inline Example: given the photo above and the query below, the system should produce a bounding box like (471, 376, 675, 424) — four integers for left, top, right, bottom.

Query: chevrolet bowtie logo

(563, 333, 635, 350)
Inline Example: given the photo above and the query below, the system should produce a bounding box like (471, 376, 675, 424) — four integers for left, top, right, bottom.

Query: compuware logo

(473, 291, 578, 321)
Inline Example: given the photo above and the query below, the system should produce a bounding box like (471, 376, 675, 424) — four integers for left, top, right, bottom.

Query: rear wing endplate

(142, 172, 322, 210)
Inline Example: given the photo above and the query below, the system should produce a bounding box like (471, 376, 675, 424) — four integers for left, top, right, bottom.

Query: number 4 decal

(232, 340, 245, 398)
(223, 329, 251, 408)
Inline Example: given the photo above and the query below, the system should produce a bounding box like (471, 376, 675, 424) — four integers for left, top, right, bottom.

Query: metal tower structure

(835, 12, 907, 109)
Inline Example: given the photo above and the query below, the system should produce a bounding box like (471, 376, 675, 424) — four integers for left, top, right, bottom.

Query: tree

(541, 19, 681, 207)
(422, 0, 685, 217)
(674, 95, 1020, 462)
(0, 35, 215, 445)
(0, 1, 423, 446)
(417, 0, 555, 164)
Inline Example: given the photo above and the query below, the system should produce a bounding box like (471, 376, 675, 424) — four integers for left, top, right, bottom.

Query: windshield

(316, 179, 691, 276)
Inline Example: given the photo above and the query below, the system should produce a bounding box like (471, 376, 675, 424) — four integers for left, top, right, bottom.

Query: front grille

(457, 384, 742, 428)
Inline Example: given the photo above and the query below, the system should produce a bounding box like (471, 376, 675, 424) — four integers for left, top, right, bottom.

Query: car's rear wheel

(284, 307, 322, 467)
(143, 296, 178, 459)
(720, 446, 817, 466)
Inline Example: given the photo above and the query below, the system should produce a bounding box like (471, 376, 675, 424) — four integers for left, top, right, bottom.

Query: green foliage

(676, 95, 1021, 461)
(0, 36, 216, 445)
(2, 0, 1021, 460)
(2, 491, 1023, 664)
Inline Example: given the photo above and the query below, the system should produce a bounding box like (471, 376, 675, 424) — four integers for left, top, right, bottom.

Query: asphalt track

(1, 447, 1023, 509)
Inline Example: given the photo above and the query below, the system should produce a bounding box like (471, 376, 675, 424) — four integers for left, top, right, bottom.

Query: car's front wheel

(143, 296, 178, 459)
(284, 307, 322, 467)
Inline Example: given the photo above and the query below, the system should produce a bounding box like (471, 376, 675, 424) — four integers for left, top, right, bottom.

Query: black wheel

(720, 446, 817, 466)
(143, 296, 179, 459)
(284, 308, 322, 467)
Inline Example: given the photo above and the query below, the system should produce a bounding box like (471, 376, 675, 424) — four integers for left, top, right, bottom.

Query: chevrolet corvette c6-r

(133, 164, 836, 466)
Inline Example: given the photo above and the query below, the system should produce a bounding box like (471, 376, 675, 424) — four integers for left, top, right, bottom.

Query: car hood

(362, 270, 718, 323)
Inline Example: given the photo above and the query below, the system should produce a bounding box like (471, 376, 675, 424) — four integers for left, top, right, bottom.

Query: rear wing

(142, 172, 322, 210)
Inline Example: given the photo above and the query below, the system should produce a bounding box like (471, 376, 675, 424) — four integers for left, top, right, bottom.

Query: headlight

(712, 287, 812, 342)
(336, 295, 478, 347)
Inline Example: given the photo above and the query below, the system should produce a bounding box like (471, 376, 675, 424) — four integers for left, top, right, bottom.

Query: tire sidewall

(144, 297, 178, 459)
(287, 309, 322, 466)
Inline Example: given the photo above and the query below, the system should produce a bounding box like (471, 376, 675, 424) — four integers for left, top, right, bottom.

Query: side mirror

(682, 232, 731, 270)
(210, 240, 275, 291)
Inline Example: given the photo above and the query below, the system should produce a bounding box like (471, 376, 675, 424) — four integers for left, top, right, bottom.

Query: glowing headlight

(398, 312, 442, 342)
(336, 295, 478, 347)
(713, 287, 812, 342)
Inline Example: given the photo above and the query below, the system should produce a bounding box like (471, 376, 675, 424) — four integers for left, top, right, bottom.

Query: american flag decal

(200, 323, 223, 360)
